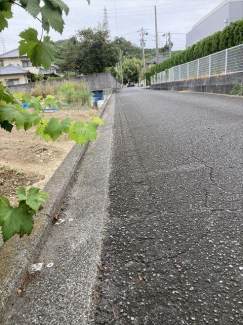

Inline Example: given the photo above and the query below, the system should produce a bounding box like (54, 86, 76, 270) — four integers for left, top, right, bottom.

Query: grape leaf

(19, 0, 41, 17)
(28, 96, 43, 111)
(23, 92, 31, 104)
(0, 1, 13, 32)
(61, 118, 71, 133)
(13, 93, 23, 101)
(86, 122, 97, 141)
(48, 0, 69, 15)
(92, 116, 104, 125)
(36, 119, 51, 142)
(0, 85, 15, 103)
(19, 29, 54, 70)
(0, 197, 34, 242)
(0, 104, 27, 130)
(17, 187, 48, 212)
(68, 121, 87, 146)
(0, 103, 43, 131)
(24, 112, 43, 130)
(43, 117, 63, 140)
(42, 0, 65, 33)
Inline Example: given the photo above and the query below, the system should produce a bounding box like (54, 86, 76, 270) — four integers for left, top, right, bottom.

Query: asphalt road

(93, 89, 243, 324)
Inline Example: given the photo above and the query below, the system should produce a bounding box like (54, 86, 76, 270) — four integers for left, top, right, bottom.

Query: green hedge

(144, 72, 151, 84)
(151, 19, 243, 76)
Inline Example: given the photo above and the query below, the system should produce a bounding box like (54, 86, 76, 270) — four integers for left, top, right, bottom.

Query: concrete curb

(0, 94, 113, 321)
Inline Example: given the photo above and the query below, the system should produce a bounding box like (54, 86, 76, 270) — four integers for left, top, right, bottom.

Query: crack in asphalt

(93, 89, 243, 325)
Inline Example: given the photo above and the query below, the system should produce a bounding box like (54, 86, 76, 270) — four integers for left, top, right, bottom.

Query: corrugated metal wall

(186, 1, 243, 47)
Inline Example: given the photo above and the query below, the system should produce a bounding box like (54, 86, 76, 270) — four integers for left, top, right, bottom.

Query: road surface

(5, 88, 243, 325)
(93, 89, 243, 325)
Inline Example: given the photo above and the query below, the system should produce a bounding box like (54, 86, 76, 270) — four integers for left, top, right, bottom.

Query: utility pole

(155, 6, 159, 63)
(138, 27, 148, 72)
(119, 49, 123, 87)
(168, 32, 172, 57)
(0, 35, 6, 54)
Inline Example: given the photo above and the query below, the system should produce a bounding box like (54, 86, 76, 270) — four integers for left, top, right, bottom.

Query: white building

(0, 49, 59, 86)
(186, 0, 243, 47)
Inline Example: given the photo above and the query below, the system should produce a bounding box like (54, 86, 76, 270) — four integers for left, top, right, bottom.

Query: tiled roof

(147, 55, 169, 64)
(0, 65, 28, 75)
(0, 49, 27, 59)
(39, 68, 60, 76)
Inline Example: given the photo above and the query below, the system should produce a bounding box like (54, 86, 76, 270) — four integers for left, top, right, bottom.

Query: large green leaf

(19, 0, 41, 17)
(0, 197, 34, 242)
(0, 85, 15, 104)
(68, 121, 97, 145)
(86, 122, 97, 141)
(42, 0, 65, 33)
(43, 117, 63, 140)
(17, 187, 48, 212)
(61, 118, 71, 133)
(36, 119, 52, 142)
(0, 104, 27, 130)
(48, 0, 69, 15)
(0, 103, 43, 131)
(0, 1, 13, 32)
(68, 121, 87, 146)
(92, 116, 104, 125)
(19, 29, 54, 69)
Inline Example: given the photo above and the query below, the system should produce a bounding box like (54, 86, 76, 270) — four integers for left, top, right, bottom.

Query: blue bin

(92, 91, 104, 107)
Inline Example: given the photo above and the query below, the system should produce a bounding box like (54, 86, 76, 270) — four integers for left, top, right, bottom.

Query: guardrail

(151, 43, 243, 85)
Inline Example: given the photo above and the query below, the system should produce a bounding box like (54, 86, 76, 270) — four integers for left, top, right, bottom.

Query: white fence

(151, 43, 243, 85)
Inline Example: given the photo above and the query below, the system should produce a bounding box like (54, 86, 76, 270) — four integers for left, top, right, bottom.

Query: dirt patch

(0, 167, 42, 204)
(0, 109, 98, 201)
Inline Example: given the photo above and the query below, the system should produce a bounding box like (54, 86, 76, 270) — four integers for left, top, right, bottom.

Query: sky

(0, 0, 224, 54)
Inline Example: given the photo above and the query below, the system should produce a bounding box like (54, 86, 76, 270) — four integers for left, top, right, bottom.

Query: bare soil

(0, 109, 98, 203)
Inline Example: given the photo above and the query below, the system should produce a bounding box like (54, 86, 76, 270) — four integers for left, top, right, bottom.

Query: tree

(114, 36, 156, 61)
(123, 57, 142, 84)
(60, 27, 119, 74)
(160, 42, 173, 56)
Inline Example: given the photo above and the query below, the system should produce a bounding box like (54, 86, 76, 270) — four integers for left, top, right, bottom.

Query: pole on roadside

(119, 49, 123, 87)
(168, 32, 172, 58)
(138, 27, 148, 72)
(155, 6, 159, 63)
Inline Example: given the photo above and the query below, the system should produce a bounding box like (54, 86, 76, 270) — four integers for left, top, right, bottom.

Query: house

(0, 49, 60, 85)
(0, 65, 31, 86)
(146, 55, 169, 68)
(186, 0, 243, 47)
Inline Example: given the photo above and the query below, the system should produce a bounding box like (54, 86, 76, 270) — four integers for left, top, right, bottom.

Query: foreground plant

(0, 0, 107, 243)
(0, 89, 103, 242)
(0, 187, 48, 242)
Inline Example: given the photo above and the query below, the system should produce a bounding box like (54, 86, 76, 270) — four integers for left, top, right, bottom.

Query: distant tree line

(151, 19, 243, 76)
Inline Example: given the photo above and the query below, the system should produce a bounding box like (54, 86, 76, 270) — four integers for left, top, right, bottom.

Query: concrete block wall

(151, 72, 243, 95)
(6, 72, 121, 93)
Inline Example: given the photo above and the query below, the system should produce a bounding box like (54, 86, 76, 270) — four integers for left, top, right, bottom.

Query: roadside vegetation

(230, 83, 243, 96)
(29, 80, 92, 108)
(0, 0, 103, 242)
(151, 19, 243, 76)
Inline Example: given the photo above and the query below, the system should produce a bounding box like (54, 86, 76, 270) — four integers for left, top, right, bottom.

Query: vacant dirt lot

(0, 109, 98, 202)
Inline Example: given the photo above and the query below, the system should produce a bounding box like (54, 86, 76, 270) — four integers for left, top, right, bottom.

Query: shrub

(30, 81, 60, 97)
(151, 19, 243, 76)
(57, 81, 91, 107)
(230, 83, 243, 96)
